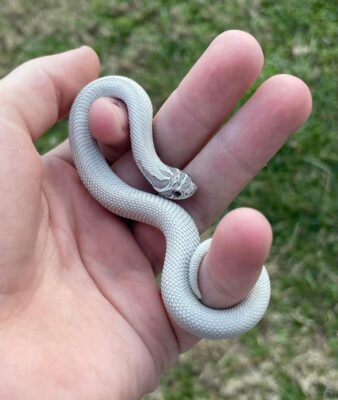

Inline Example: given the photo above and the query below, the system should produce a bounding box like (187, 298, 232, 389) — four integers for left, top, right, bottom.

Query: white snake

(68, 76, 271, 339)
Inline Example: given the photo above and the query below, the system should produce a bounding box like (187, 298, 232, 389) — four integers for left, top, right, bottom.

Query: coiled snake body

(68, 76, 271, 339)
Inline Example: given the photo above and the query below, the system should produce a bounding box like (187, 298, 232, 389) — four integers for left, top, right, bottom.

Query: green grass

(0, 0, 337, 398)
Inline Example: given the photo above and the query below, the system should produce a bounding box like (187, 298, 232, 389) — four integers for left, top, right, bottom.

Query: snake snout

(170, 177, 197, 200)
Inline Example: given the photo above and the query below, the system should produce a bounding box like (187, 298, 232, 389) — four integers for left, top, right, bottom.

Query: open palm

(0, 31, 311, 399)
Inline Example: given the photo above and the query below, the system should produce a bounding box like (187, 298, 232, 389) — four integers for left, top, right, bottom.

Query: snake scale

(68, 76, 271, 339)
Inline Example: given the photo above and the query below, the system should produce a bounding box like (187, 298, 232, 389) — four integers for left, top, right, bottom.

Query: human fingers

(89, 97, 130, 163)
(182, 74, 312, 228)
(131, 74, 312, 274)
(50, 96, 130, 165)
(170, 207, 272, 352)
(112, 30, 264, 187)
(53, 30, 263, 170)
(198, 208, 272, 308)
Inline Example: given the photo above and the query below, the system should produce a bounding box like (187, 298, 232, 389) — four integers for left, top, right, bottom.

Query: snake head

(157, 168, 197, 200)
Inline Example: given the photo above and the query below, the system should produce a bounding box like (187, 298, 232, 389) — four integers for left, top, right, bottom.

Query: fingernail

(107, 97, 124, 108)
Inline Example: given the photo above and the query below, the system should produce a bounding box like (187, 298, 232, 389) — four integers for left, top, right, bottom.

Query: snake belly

(68, 76, 271, 339)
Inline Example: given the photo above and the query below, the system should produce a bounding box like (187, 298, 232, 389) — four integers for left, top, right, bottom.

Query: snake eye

(173, 190, 181, 197)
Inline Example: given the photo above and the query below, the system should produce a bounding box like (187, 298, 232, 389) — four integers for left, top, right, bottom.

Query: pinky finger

(172, 207, 272, 351)
(198, 207, 272, 308)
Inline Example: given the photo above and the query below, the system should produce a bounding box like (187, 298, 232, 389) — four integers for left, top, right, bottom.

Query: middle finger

(112, 30, 264, 188)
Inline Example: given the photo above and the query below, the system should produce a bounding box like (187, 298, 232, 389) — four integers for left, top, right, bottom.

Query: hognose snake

(68, 76, 271, 339)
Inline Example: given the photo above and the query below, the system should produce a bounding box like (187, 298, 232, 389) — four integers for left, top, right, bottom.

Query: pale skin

(0, 30, 311, 399)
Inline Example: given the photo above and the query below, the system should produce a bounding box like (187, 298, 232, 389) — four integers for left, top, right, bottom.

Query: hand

(0, 30, 311, 399)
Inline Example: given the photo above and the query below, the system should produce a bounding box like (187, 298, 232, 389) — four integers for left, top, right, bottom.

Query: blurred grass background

(0, 0, 337, 398)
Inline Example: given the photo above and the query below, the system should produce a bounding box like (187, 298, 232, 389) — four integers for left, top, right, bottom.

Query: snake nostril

(173, 190, 181, 197)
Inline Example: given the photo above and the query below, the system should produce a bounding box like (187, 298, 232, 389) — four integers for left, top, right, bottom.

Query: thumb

(0, 47, 99, 296)
(2, 46, 100, 140)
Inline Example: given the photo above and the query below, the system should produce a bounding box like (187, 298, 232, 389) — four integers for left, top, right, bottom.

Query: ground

(0, 1, 337, 399)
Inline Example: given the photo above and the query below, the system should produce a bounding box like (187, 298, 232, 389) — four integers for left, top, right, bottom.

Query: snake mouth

(190, 182, 198, 196)
(171, 182, 197, 200)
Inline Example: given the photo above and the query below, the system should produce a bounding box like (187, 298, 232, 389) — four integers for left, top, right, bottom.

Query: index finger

(51, 30, 263, 168)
